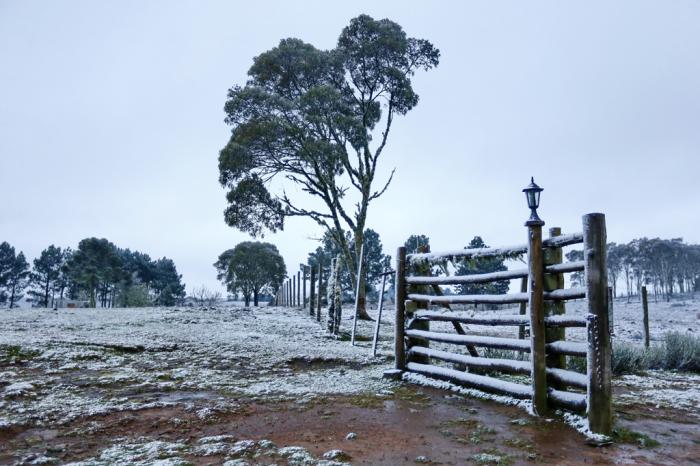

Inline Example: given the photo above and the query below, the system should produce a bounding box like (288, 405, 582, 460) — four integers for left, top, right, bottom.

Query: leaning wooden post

(642, 286, 650, 348)
(608, 286, 615, 336)
(526, 218, 548, 416)
(309, 265, 316, 317)
(394, 247, 407, 371)
(544, 227, 566, 385)
(372, 267, 389, 357)
(316, 261, 323, 321)
(350, 243, 365, 346)
(583, 213, 612, 436)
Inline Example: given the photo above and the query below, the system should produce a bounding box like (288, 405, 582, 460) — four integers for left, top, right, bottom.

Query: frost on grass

(69, 436, 351, 466)
(614, 371, 700, 418)
(0, 306, 394, 428)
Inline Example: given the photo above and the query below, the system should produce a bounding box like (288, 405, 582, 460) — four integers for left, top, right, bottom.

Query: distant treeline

(0, 238, 185, 309)
(606, 238, 700, 300)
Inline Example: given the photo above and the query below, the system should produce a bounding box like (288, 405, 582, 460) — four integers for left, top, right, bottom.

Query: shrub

(612, 343, 649, 375)
(611, 332, 700, 374)
(660, 332, 700, 372)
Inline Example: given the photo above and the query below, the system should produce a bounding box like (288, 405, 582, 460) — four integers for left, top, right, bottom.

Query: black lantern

(523, 177, 544, 226)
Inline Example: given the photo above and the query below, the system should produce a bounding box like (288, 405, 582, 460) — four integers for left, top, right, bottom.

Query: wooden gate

(393, 213, 612, 436)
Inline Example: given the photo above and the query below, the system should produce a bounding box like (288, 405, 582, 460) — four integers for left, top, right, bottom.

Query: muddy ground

(1, 306, 699, 465)
(2, 384, 699, 465)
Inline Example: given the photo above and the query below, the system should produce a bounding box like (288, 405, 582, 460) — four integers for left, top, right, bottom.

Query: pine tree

(28, 245, 64, 307)
(7, 251, 30, 308)
(455, 236, 509, 295)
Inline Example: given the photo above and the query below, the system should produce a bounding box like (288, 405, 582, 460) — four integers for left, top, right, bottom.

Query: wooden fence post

(583, 213, 612, 436)
(395, 247, 407, 371)
(297, 270, 301, 308)
(316, 261, 323, 321)
(309, 266, 316, 317)
(544, 227, 566, 385)
(642, 286, 650, 348)
(527, 221, 547, 415)
(302, 266, 307, 310)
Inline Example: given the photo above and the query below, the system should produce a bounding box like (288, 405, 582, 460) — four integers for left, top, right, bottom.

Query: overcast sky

(1, 1, 699, 294)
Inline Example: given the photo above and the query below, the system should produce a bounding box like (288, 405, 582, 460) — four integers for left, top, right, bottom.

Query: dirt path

(2, 385, 698, 465)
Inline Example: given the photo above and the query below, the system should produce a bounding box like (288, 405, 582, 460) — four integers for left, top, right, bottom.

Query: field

(1, 297, 699, 465)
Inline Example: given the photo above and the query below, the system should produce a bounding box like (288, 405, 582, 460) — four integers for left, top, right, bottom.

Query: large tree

(66, 238, 123, 308)
(28, 245, 64, 307)
(215, 242, 286, 306)
(151, 258, 186, 306)
(218, 15, 439, 318)
(0, 242, 30, 308)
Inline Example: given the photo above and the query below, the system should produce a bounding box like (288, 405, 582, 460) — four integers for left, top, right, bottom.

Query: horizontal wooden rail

(414, 311, 529, 326)
(546, 261, 585, 274)
(409, 346, 587, 389)
(413, 310, 587, 328)
(407, 288, 585, 306)
(405, 329, 531, 351)
(406, 233, 583, 264)
(406, 269, 527, 285)
(406, 361, 587, 411)
(544, 315, 587, 327)
(407, 329, 587, 356)
(549, 389, 587, 412)
(407, 293, 529, 305)
(543, 232, 583, 249)
(408, 245, 527, 264)
(405, 262, 584, 286)
(545, 340, 587, 357)
(406, 362, 532, 398)
(545, 288, 586, 301)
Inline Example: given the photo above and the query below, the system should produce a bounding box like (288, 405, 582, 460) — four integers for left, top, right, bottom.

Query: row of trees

(0, 238, 186, 308)
(606, 238, 700, 300)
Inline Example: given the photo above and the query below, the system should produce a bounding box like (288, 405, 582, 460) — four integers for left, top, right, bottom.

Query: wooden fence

(393, 213, 612, 435)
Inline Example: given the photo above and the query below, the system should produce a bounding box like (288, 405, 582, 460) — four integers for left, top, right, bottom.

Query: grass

(613, 426, 661, 448)
(612, 332, 700, 374)
(1, 345, 40, 364)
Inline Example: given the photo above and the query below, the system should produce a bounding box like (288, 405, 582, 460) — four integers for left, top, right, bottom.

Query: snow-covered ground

(1, 298, 698, 463)
(0, 306, 394, 430)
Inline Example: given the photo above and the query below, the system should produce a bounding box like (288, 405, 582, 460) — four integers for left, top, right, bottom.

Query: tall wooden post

(642, 286, 650, 348)
(350, 243, 364, 346)
(544, 227, 566, 382)
(394, 247, 407, 370)
(583, 213, 612, 436)
(527, 221, 547, 416)
(297, 270, 301, 308)
(309, 266, 316, 316)
(316, 261, 323, 321)
(302, 266, 307, 310)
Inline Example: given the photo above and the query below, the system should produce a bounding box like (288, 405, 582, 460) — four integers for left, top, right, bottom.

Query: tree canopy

(218, 14, 439, 316)
(215, 241, 286, 306)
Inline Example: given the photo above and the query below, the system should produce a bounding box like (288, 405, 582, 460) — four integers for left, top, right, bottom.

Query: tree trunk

(352, 229, 371, 320)
(253, 288, 259, 307)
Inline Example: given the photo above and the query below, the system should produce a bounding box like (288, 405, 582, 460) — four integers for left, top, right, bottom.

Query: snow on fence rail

(391, 213, 612, 436)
